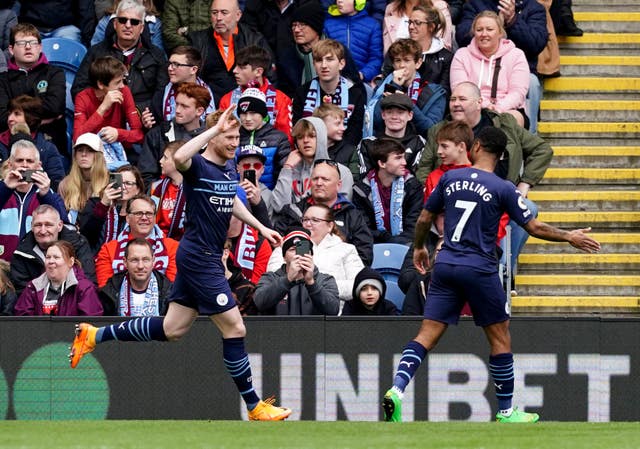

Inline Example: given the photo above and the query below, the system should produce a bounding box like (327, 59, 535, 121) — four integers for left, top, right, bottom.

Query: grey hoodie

(271, 117, 353, 212)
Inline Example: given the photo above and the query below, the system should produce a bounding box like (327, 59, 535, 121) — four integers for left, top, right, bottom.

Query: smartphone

(109, 173, 123, 198)
(243, 169, 257, 185)
(384, 83, 398, 94)
(20, 169, 43, 183)
(295, 239, 312, 256)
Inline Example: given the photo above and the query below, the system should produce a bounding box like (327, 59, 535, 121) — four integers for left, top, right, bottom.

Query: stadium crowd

(0, 0, 583, 318)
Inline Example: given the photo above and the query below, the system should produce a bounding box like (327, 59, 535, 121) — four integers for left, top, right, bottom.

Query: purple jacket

(13, 266, 103, 316)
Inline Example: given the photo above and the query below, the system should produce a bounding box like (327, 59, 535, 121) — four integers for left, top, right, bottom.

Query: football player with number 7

(382, 126, 600, 423)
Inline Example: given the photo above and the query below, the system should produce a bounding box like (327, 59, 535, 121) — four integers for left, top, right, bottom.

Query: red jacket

(73, 85, 144, 145)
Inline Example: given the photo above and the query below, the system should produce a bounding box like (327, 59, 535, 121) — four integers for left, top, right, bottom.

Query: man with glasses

(94, 194, 179, 288)
(0, 23, 67, 158)
(99, 238, 173, 316)
(188, 0, 271, 104)
(10, 205, 95, 296)
(0, 139, 67, 263)
(141, 45, 216, 130)
(72, 0, 168, 115)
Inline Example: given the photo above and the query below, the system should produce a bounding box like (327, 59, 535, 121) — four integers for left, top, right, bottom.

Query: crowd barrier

(0, 316, 638, 421)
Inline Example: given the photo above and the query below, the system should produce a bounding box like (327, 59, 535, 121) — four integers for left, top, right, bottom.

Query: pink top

(450, 37, 530, 113)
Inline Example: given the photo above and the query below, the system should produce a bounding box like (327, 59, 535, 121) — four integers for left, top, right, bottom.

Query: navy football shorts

(168, 257, 237, 316)
(424, 262, 509, 327)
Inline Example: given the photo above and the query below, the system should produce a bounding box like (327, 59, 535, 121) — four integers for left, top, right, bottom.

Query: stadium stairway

(512, 0, 640, 316)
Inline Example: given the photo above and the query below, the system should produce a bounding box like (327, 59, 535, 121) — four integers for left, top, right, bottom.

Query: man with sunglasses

(72, 0, 168, 115)
(95, 194, 179, 288)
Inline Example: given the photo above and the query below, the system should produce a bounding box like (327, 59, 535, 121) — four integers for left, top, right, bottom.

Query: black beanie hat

(352, 267, 386, 301)
(291, 1, 326, 37)
(281, 227, 313, 255)
(238, 88, 268, 119)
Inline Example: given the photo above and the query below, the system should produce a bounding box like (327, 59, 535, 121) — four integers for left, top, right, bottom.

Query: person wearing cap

(323, 0, 383, 83)
(219, 45, 293, 145)
(254, 227, 340, 315)
(0, 95, 65, 191)
(353, 92, 426, 181)
(352, 138, 423, 245)
(0, 139, 68, 263)
(10, 204, 96, 297)
(368, 38, 447, 137)
(236, 143, 276, 222)
(341, 266, 400, 316)
(187, 0, 272, 104)
(139, 82, 210, 186)
(293, 39, 366, 147)
(58, 132, 110, 225)
(236, 87, 291, 190)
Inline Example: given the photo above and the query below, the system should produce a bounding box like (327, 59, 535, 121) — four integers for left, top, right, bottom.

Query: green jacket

(162, 0, 213, 52)
(416, 110, 553, 187)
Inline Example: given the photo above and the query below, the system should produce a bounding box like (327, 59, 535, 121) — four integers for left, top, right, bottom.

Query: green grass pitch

(1, 421, 639, 449)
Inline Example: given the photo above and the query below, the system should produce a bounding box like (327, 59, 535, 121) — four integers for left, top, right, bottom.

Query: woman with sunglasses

(267, 204, 363, 304)
(78, 164, 145, 254)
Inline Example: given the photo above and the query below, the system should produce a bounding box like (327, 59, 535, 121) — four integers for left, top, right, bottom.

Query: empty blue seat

(41, 37, 87, 73)
(372, 243, 410, 282)
(385, 280, 405, 311)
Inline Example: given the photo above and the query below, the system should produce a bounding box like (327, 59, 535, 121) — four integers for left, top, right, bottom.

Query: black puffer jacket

(99, 270, 172, 316)
(71, 33, 168, 111)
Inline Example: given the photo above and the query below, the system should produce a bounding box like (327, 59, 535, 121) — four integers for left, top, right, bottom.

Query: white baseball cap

(73, 133, 103, 152)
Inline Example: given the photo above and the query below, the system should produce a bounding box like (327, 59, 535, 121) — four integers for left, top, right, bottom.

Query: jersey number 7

(451, 200, 477, 242)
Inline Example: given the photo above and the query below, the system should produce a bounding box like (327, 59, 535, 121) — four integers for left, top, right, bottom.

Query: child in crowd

(151, 141, 186, 241)
(293, 39, 366, 147)
(342, 267, 400, 316)
(312, 103, 355, 166)
(236, 88, 291, 189)
(219, 45, 293, 145)
(324, 0, 383, 83)
(370, 38, 446, 137)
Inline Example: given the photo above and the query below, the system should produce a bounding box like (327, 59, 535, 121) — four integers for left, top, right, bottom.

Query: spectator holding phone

(0, 139, 67, 262)
(236, 144, 274, 224)
(254, 228, 339, 315)
(77, 164, 145, 254)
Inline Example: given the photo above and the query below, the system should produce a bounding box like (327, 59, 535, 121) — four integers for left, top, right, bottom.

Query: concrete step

(538, 167, 640, 186)
(573, 12, 640, 33)
(558, 33, 640, 52)
(511, 296, 640, 315)
(540, 100, 640, 122)
(523, 233, 640, 254)
(544, 77, 640, 93)
(518, 253, 640, 271)
(515, 274, 640, 296)
(542, 135, 640, 147)
(538, 122, 640, 142)
(537, 210, 640, 225)
(528, 190, 640, 211)
(547, 146, 640, 169)
(574, 0, 640, 13)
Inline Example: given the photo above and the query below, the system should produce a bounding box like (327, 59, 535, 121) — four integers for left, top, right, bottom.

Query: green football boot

(496, 407, 540, 423)
(382, 389, 402, 422)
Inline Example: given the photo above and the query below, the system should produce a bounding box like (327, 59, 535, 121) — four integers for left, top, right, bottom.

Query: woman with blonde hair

(58, 133, 110, 225)
(450, 10, 530, 127)
(0, 259, 17, 315)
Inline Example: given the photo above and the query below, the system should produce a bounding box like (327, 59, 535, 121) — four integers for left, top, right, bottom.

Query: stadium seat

(385, 280, 405, 311)
(372, 243, 410, 282)
(40, 37, 87, 73)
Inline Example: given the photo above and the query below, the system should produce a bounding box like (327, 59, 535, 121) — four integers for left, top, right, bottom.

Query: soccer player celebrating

(69, 105, 292, 421)
(382, 127, 600, 423)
